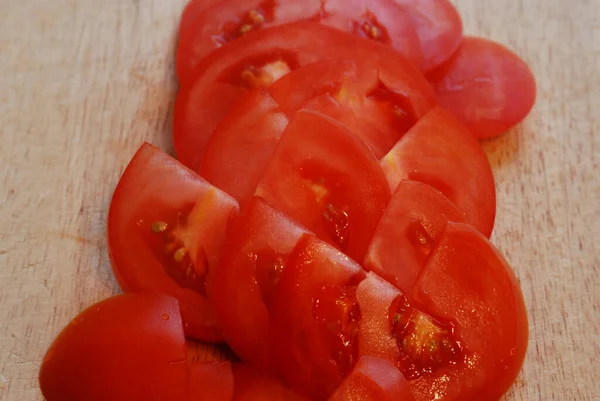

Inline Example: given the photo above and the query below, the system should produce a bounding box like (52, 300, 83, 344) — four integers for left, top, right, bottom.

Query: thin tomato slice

(380, 106, 496, 237)
(173, 21, 431, 171)
(255, 110, 391, 262)
(269, 59, 435, 158)
(107, 143, 239, 342)
(199, 90, 289, 203)
(427, 36, 537, 138)
(329, 356, 414, 401)
(270, 234, 366, 399)
(232, 364, 309, 401)
(392, 0, 463, 72)
(206, 196, 310, 368)
(363, 180, 466, 295)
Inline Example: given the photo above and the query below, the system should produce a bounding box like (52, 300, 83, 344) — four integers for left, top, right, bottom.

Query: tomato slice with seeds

(255, 110, 391, 262)
(329, 356, 414, 401)
(392, 0, 463, 72)
(268, 58, 435, 158)
(427, 36, 537, 139)
(107, 143, 239, 342)
(381, 106, 496, 237)
(270, 234, 366, 400)
(173, 21, 431, 171)
(176, 0, 322, 80)
(206, 196, 310, 368)
(199, 90, 289, 204)
(363, 180, 466, 295)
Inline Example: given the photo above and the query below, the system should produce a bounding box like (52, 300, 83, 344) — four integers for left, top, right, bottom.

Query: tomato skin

(329, 356, 414, 401)
(255, 110, 391, 262)
(39, 294, 189, 401)
(173, 21, 433, 170)
(427, 36, 537, 138)
(380, 106, 496, 237)
(409, 222, 529, 401)
(107, 142, 239, 342)
(363, 180, 466, 295)
(206, 196, 310, 368)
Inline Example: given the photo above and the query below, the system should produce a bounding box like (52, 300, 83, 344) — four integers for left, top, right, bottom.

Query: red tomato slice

(206, 196, 310, 368)
(392, 0, 463, 72)
(187, 362, 235, 401)
(380, 106, 496, 237)
(363, 180, 466, 295)
(329, 356, 414, 401)
(427, 36, 537, 138)
(270, 234, 366, 399)
(269, 59, 436, 158)
(107, 142, 239, 342)
(173, 21, 431, 171)
(255, 110, 391, 262)
(176, 0, 322, 80)
(39, 294, 189, 401)
(232, 364, 309, 401)
(178, 0, 221, 38)
(199, 90, 289, 203)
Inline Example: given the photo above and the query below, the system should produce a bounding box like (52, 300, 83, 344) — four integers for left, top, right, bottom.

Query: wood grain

(0, 0, 598, 400)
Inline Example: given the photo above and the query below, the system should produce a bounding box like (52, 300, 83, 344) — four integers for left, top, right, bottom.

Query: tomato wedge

(363, 181, 466, 295)
(427, 36, 537, 138)
(206, 196, 310, 367)
(173, 21, 431, 171)
(255, 110, 391, 262)
(39, 294, 189, 401)
(392, 0, 463, 72)
(329, 356, 414, 401)
(107, 142, 239, 342)
(380, 106, 496, 237)
(270, 234, 366, 399)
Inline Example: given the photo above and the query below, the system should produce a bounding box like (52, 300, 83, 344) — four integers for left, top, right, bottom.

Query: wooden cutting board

(1, 0, 598, 399)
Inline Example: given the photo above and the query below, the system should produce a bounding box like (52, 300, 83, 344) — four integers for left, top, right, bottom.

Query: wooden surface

(1, 0, 598, 399)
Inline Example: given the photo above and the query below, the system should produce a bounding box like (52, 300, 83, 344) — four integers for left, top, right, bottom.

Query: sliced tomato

(178, 0, 222, 38)
(363, 180, 466, 295)
(392, 0, 463, 72)
(329, 356, 414, 401)
(232, 364, 309, 401)
(173, 21, 432, 170)
(380, 106, 496, 237)
(350, 222, 528, 401)
(39, 294, 189, 401)
(199, 90, 289, 204)
(427, 36, 537, 138)
(107, 142, 239, 342)
(176, 0, 322, 80)
(206, 196, 310, 368)
(255, 110, 391, 262)
(270, 234, 366, 399)
(269, 59, 436, 158)
(187, 362, 235, 401)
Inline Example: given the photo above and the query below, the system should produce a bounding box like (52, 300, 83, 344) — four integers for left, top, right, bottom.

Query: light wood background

(1, 0, 598, 400)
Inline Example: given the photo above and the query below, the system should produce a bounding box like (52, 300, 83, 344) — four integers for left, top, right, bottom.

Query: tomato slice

(232, 364, 309, 400)
(392, 0, 463, 72)
(255, 110, 391, 262)
(427, 36, 537, 138)
(39, 294, 189, 401)
(269, 59, 435, 158)
(187, 362, 235, 401)
(329, 356, 414, 401)
(173, 21, 431, 171)
(199, 90, 289, 204)
(363, 180, 466, 295)
(380, 106, 496, 237)
(206, 196, 310, 368)
(176, 0, 322, 80)
(270, 234, 366, 399)
(107, 142, 239, 342)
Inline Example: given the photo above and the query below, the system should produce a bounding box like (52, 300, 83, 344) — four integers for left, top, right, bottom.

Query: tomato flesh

(255, 110, 391, 262)
(427, 36, 537, 138)
(107, 142, 239, 342)
(381, 106, 496, 237)
(363, 180, 466, 295)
